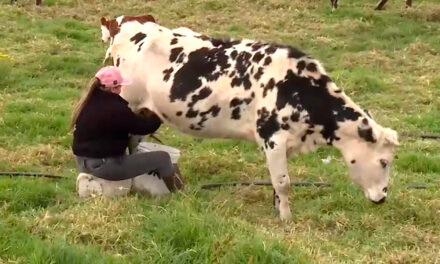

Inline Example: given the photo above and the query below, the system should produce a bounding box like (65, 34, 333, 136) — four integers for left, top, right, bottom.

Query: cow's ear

(146, 14, 156, 23)
(382, 128, 400, 146)
(357, 118, 377, 143)
(100, 17, 108, 26)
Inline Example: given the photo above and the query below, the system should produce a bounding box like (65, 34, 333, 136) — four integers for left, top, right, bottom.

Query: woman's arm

(113, 106, 162, 135)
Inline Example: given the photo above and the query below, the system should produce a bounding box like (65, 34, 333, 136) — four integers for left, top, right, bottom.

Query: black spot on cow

(281, 123, 290, 130)
(282, 116, 289, 122)
(317, 75, 332, 88)
(176, 111, 183, 116)
(265, 46, 276, 55)
(197, 35, 210, 41)
(254, 67, 264, 80)
(268, 141, 275, 149)
(267, 44, 305, 59)
(274, 69, 361, 144)
(251, 42, 263, 51)
(358, 127, 377, 143)
(231, 77, 240, 87)
(229, 71, 236, 78)
(301, 129, 314, 142)
(169, 47, 184, 63)
(231, 73, 252, 90)
(306, 62, 317, 72)
(173, 33, 183, 37)
(170, 47, 231, 102)
(231, 107, 241, 120)
(244, 97, 252, 105)
(170, 38, 178, 45)
(263, 78, 275, 97)
(211, 37, 241, 49)
(186, 109, 199, 118)
(334, 89, 342, 93)
(188, 87, 212, 108)
(243, 76, 252, 90)
(297, 60, 306, 75)
(351, 159, 356, 164)
(162, 113, 169, 121)
(189, 124, 201, 131)
(163, 67, 174, 82)
(130, 32, 146, 44)
(230, 50, 238, 60)
(235, 51, 252, 76)
(209, 105, 221, 117)
(263, 57, 272, 66)
(251, 92, 255, 98)
(176, 53, 185, 63)
(287, 46, 306, 59)
(116, 57, 121, 67)
(362, 118, 369, 125)
(196, 104, 221, 128)
(230, 98, 242, 108)
(252, 52, 264, 63)
(290, 112, 300, 122)
(138, 42, 144, 52)
(256, 107, 280, 148)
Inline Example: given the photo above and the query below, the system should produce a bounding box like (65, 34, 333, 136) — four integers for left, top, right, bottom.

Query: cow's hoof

(280, 208, 292, 222)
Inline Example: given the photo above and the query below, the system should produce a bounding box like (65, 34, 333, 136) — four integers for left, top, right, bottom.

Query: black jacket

(72, 88, 161, 158)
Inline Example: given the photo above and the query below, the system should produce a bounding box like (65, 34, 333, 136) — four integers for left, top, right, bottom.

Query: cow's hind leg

(262, 137, 292, 221)
(330, 0, 338, 11)
(375, 0, 389, 10)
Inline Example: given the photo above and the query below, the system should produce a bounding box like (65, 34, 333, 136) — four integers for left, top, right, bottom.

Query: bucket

(76, 142, 183, 198)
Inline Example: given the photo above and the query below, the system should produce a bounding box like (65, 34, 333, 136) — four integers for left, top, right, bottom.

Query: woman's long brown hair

(70, 77, 104, 130)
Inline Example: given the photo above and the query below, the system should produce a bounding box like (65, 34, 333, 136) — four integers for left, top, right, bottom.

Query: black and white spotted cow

(104, 21, 399, 221)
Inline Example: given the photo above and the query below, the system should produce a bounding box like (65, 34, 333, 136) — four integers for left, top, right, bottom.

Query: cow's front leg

(263, 138, 292, 222)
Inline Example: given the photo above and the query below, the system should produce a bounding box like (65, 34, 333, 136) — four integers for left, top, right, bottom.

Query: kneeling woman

(71, 66, 175, 182)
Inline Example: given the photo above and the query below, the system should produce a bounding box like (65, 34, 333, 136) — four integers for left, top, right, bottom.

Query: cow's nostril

(372, 197, 386, 204)
(383, 187, 388, 193)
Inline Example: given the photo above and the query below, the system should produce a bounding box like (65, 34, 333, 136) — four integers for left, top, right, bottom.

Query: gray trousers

(75, 151, 175, 181)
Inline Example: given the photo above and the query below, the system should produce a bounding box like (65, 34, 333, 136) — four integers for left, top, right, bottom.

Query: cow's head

(335, 117, 399, 204)
(100, 17, 117, 43)
(100, 15, 156, 43)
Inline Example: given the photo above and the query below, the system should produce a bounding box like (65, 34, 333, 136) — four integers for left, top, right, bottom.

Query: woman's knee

(154, 151, 172, 163)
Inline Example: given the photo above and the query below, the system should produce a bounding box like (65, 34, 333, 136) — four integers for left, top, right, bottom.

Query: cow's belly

(154, 95, 257, 141)
(143, 81, 258, 141)
(161, 106, 257, 141)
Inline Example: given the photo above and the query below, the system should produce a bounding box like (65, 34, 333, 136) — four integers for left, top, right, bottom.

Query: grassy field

(0, 0, 439, 263)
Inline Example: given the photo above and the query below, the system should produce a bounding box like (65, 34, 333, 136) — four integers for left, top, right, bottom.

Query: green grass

(0, 0, 439, 263)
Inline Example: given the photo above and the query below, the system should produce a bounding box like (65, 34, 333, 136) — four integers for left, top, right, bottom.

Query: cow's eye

(379, 159, 388, 169)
